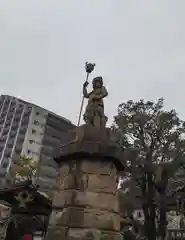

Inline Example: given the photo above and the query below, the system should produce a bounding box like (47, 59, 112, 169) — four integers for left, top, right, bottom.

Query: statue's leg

(94, 114, 101, 129)
(83, 111, 90, 124)
(93, 106, 103, 129)
(84, 108, 94, 125)
(97, 105, 107, 128)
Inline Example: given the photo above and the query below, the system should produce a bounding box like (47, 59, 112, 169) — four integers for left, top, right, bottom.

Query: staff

(77, 62, 95, 126)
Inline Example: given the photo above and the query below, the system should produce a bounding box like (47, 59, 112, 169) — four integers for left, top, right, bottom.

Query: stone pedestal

(46, 125, 124, 240)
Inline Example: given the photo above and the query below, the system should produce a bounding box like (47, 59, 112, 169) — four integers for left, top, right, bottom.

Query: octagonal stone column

(46, 124, 124, 240)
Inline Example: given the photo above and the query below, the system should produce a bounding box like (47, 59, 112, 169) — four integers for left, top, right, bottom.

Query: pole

(77, 62, 95, 126)
(77, 72, 89, 126)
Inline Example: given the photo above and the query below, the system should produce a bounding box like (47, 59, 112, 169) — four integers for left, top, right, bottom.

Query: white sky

(0, 0, 184, 125)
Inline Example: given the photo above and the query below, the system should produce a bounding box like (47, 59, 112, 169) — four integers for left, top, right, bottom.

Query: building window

(18, 104, 24, 110)
(27, 107, 32, 114)
(36, 112, 39, 116)
(27, 150, 31, 154)
(34, 120, 39, 125)
(2, 162, 8, 168)
(32, 129, 36, 134)
(29, 140, 35, 144)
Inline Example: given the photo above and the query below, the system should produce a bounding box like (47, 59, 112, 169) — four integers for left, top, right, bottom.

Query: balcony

(0, 116, 5, 123)
(2, 128, 9, 136)
(0, 168, 6, 177)
(9, 130, 17, 138)
(14, 142, 23, 153)
(11, 123, 19, 131)
(1, 157, 10, 169)
(21, 116, 29, 125)
(6, 114, 14, 122)
(1, 133, 7, 139)
(42, 135, 60, 148)
(1, 112, 7, 119)
(6, 142, 13, 149)
(44, 126, 66, 141)
(4, 123, 11, 130)
(0, 135, 7, 143)
(3, 101, 10, 109)
(0, 146, 4, 153)
(11, 152, 21, 163)
(14, 115, 21, 122)
(16, 108, 23, 115)
(17, 134, 25, 143)
(5, 118, 11, 125)
(40, 146, 54, 157)
(0, 119, 4, 126)
(40, 154, 57, 168)
(9, 105, 16, 113)
(4, 149, 11, 158)
(19, 127, 27, 135)
(47, 113, 73, 128)
(24, 110, 31, 118)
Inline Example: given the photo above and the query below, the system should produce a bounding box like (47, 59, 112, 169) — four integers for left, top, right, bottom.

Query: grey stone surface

(53, 190, 73, 207)
(46, 226, 68, 240)
(75, 191, 119, 213)
(87, 174, 117, 194)
(80, 160, 117, 176)
(58, 173, 88, 191)
(101, 231, 123, 240)
(47, 158, 121, 240)
(50, 207, 120, 231)
(67, 228, 101, 240)
(46, 227, 123, 240)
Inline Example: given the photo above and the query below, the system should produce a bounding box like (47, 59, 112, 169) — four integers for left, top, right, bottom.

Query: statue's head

(92, 76, 103, 89)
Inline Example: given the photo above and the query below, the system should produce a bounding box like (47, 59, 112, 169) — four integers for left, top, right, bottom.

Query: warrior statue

(83, 76, 108, 128)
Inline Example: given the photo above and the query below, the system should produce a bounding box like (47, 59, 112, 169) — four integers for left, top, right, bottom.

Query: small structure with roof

(0, 180, 52, 240)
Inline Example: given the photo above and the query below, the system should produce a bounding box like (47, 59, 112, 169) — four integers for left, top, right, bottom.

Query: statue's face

(92, 77, 103, 89)
(95, 80, 101, 88)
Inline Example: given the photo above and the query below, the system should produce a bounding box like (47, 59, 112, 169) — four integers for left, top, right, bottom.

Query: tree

(9, 155, 38, 183)
(113, 98, 185, 240)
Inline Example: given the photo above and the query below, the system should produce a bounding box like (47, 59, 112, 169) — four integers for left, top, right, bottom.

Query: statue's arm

(83, 81, 91, 98)
(102, 86, 108, 98)
(83, 87, 90, 98)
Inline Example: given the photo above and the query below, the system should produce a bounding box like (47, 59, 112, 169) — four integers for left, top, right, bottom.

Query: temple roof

(0, 180, 52, 215)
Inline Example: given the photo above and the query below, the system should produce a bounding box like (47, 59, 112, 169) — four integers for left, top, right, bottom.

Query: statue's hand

(83, 81, 89, 88)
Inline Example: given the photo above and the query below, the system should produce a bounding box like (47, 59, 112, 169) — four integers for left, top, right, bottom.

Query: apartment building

(0, 95, 75, 194)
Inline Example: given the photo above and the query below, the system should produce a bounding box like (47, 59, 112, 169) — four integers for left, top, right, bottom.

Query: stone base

(46, 226, 68, 240)
(47, 124, 124, 240)
(54, 124, 124, 172)
(46, 227, 123, 240)
(101, 231, 123, 240)
(49, 207, 120, 230)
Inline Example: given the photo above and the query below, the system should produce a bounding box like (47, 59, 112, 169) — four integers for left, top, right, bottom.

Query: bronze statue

(83, 76, 108, 128)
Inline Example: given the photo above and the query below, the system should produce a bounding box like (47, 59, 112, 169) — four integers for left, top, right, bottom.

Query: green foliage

(114, 98, 185, 179)
(114, 98, 185, 239)
(10, 155, 39, 183)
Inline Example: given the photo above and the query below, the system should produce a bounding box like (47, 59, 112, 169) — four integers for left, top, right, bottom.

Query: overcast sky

(0, 0, 184, 125)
